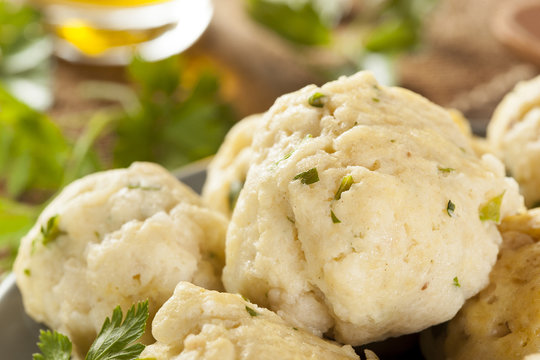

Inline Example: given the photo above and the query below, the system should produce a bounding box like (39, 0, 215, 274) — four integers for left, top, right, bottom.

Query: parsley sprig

(293, 168, 319, 185)
(33, 301, 149, 360)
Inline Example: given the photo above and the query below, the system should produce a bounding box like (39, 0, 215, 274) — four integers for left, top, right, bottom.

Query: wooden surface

(48, 0, 540, 135)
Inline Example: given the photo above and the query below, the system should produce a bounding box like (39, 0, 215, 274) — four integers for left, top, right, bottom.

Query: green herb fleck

(126, 183, 161, 191)
(390, 139, 396, 143)
(453, 276, 461, 287)
(331, 210, 341, 224)
(245, 306, 258, 317)
(334, 175, 354, 200)
(292, 327, 298, 331)
(228, 180, 244, 211)
(293, 168, 319, 185)
(438, 166, 455, 173)
(33, 329, 72, 360)
(24, 268, 31, 276)
(479, 192, 505, 223)
(41, 215, 63, 246)
(275, 150, 294, 167)
(446, 200, 455, 217)
(308, 93, 326, 108)
(372, 97, 380, 102)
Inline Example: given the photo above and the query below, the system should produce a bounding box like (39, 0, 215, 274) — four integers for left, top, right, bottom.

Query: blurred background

(0, 0, 539, 275)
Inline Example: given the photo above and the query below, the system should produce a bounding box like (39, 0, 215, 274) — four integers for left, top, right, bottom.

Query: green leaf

(334, 175, 354, 200)
(6, 150, 31, 197)
(293, 168, 319, 185)
(479, 192, 505, 223)
(308, 92, 327, 108)
(246, 0, 331, 46)
(85, 300, 149, 360)
(41, 215, 62, 246)
(245, 305, 259, 317)
(446, 200, 455, 217)
(0, 196, 38, 272)
(33, 329, 72, 360)
(364, 18, 418, 53)
(453, 276, 461, 287)
(330, 210, 341, 224)
(438, 166, 455, 174)
(128, 55, 180, 97)
(114, 57, 235, 170)
(0, 84, 69, 197)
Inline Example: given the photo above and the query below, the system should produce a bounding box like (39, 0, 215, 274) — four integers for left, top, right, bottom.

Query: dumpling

(223, 71, 524, 345)
(141, 281, 367, 360)
(14, 162, 228, 358)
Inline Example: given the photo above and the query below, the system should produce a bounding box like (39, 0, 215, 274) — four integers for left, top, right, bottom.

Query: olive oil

(32, 0, 213, 64)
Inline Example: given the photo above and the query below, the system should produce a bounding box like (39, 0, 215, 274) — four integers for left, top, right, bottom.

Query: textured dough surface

(444, 209, 540, 360)
(223, 71, 524, 345)
(141, 281, 362, 360)
(202, 114, 262, 217)
(487, 75, 540, 207)
(14, 162, 228, 358)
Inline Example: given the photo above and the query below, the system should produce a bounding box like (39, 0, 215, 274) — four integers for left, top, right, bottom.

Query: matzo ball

(141, 281, 365, 360)
(223, 72, 524, 346)
(14, 162, 228, 358)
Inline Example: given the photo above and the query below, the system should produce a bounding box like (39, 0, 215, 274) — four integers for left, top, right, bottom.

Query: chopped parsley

(293, 168, 319, 185)
(331, 210, 341, 223)
(41, 215, 63, 246)
(245, 306, 259, 317)
(276, 151, 293, 165)
(334, 175, 354, 200)
(446, 200, 455, 217)
(308, 92, 326, 107)
(228, 180, 244, 211)
(453, 276, 461, 287)
(126, 183, 161, 191)
(372, 97, 380, 102)
(438, 166, 455, 173)
(479, 192, 505, 223)
(24, 268, 31, 276)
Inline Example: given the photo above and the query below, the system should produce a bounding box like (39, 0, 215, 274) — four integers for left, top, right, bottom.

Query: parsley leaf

(308, 92, 327, 108)
(293, 168, 319, 185)
(446, 200, 455, 217)
(85, 300, 148, 360)
(126, 183, 161, 191)
(33, 330, 72, 360)
(331, 210, 341, 223)
(438, 166, 455, 173)
(479, 192, 505, 223)
(453, 276, 461, 287)
(33, 301, 149, 360)
(245, 306, 259, 317)
(246, 0, 331, 46)
(334, 175, 354, 200)
(41, 215, 62, 246)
